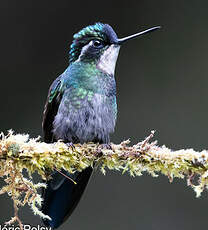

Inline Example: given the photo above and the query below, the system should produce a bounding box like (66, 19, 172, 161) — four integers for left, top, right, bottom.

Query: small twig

(54, 168, 77, 185)
(13, 200, 23, 230)
(141, 130, 155, 149)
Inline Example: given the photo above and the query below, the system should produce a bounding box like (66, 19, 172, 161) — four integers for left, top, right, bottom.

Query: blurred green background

(0, 0, 208, 229)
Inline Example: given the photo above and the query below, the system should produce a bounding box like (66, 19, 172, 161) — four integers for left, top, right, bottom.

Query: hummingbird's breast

(52, 70, 117, 144)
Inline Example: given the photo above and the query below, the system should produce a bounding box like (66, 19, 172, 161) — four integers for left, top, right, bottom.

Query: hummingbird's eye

(91, 40, 104, 48)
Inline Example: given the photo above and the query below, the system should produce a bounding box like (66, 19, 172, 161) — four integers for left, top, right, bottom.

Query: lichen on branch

(1, 130, 208, 227)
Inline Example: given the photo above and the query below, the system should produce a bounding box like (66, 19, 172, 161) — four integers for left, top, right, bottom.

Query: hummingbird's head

(69, 22, 160, 75)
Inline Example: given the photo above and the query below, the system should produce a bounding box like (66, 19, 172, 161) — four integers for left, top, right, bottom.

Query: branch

(1, 130, 208, 227)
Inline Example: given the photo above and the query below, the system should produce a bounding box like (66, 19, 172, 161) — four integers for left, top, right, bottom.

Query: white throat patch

(97, 44, 120, 75)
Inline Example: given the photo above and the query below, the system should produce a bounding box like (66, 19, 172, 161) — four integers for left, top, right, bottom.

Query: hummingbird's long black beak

(117, 26, 161, 44)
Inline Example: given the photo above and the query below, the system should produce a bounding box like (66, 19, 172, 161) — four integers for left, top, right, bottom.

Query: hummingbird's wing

(42, 75, 63, 143)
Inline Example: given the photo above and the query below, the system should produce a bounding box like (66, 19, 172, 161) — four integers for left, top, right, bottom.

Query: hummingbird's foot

(100, 143, 112, 150)
(66, 142, 76, 151)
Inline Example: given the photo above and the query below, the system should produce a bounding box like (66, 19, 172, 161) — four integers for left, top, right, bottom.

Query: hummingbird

(42, 22, 160, 228)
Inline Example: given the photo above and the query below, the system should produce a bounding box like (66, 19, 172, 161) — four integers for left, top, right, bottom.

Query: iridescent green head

(69, 23, 118, 63)
(69, 22, 160, 75)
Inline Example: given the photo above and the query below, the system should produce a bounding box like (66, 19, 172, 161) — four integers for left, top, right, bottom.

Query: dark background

(0, 0, 208, 229)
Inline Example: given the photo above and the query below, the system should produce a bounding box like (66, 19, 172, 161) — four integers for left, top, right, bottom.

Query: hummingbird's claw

(100, 143, 112, 150)
(66, 142, 76, 151)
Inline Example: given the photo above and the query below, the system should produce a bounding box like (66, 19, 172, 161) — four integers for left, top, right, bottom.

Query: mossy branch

(1, 130, 208, 227)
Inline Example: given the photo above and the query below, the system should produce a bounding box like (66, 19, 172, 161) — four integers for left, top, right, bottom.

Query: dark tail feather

(42, 167, 92, 229)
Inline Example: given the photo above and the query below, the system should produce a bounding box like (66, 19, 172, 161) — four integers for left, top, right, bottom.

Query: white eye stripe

(89, 40, 94, 46)
(76, 43, 91, 61)
(81, 43, 91, 54)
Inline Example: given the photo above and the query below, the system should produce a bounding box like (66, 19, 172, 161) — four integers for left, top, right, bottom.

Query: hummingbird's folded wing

(42, 75, 63, 143)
